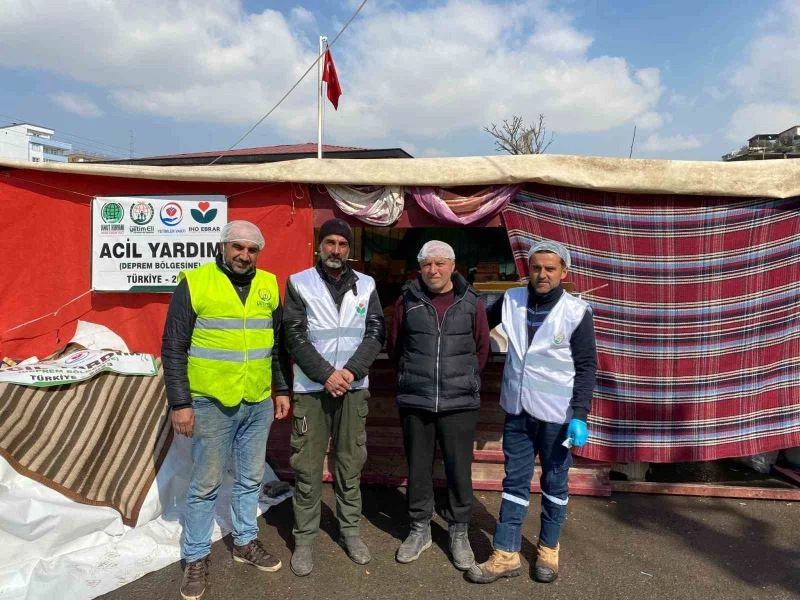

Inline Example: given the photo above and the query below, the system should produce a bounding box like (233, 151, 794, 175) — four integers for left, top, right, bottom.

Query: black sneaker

(232, 539, 282, 572)
(180, 557, 209, 600)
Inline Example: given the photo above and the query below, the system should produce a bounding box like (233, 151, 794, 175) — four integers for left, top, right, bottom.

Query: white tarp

(2, 154, 800, 198)
(68, 321, 130, 354)
(0, 436, 290, 600)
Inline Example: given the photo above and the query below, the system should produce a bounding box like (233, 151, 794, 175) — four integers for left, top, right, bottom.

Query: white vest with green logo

(289, 267, 374, 393)
(500, 288, 590, 423)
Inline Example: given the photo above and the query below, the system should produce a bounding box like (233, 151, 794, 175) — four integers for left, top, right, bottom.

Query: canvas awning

(3, 153, 800, 198)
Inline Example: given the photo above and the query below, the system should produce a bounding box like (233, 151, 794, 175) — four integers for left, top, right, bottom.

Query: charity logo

(258, 288, 271, 303)
(130, 201, 154, 225)
(100, 202, 124, 224)
(191, 201, 218, 224)
(63, 350, 91, 365)
(160, 202, 183, 226)
(355, 301, 367, 316)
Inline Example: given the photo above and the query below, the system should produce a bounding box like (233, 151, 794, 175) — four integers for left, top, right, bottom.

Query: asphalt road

(100, 485, 800, 600)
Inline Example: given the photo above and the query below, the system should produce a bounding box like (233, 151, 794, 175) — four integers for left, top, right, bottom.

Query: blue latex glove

(566, 419, 589, 448)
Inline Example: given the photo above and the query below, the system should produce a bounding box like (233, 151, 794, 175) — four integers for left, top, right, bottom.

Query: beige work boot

(465, 548, 521, 583)
(533, 542, 559, 583)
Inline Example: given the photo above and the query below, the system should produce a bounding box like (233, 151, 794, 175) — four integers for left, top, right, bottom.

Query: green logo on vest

(553, 333, 565, 344)
(355, 301, 367, 317)
(257, 288, 272, 308)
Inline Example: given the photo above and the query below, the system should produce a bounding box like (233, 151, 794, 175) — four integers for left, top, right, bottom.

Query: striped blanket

(503, 186, 800, 463)
(0, 363, 171, 526)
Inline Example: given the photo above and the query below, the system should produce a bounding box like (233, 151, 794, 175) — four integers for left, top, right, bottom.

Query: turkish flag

(322, 48, 342, 110)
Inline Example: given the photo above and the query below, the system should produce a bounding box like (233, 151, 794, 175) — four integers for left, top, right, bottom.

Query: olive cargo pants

(290, 389, 370, 545)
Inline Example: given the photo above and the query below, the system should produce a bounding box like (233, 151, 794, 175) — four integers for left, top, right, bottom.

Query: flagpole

(317, 36, 327, 159)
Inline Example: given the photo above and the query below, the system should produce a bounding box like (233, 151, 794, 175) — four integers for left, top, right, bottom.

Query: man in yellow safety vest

(162, 220, 291, 600)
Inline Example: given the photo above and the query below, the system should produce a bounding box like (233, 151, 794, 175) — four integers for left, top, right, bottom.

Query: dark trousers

(290, 389, 370, 544)
(399, 407, 478, 524)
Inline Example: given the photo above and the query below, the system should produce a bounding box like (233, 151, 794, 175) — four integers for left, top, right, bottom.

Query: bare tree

(484, 114, 554, 155)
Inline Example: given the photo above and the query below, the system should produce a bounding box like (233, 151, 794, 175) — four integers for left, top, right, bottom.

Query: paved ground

(100, 485, 800, 600)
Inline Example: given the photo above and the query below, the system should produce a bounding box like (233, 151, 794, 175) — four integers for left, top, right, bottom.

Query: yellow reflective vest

(181, 261, 279, 407)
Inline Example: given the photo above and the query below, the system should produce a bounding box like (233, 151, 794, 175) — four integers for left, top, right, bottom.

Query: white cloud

(726, 103, 800, 142)
(50, 92, 103, 117)
(0, 0, 664, 147)
(641, 133, 702, 153)
(667, 93, 695, 110)
(729, 1, 800, 101)
(725, 0, 800, 141)
(634, 112, 665, 130)
(290, 6, 315, 26)
(0, 0, 316, 125)
(321, 0, 662, 145)
(702, 86, 728, 102)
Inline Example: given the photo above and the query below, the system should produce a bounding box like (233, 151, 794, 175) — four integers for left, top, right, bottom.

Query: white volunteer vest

(500, 287, 590, 423)
(290, 267, 375, 393)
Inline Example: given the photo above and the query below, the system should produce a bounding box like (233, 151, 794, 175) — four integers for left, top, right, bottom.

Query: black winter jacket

(283, 261, 385, 384)
(395, 273, 482, 412)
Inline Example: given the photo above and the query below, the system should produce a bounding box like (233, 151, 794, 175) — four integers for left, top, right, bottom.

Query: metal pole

(317, 36, 327, 159)
(628, 125, 637, 159)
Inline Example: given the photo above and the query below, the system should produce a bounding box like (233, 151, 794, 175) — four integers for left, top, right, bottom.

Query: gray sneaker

(396, 520, 432, 564)
(180, 556, 209, 600)
(290, 545, 313, 577)
(448, 522, 474, 570)
(341, 535, 372, 565)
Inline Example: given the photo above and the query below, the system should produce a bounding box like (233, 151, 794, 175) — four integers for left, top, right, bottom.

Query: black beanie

(318, 218, 353, 246)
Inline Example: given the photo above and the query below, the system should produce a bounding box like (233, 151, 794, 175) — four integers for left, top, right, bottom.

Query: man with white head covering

(162, 220, 291, 600)
(387, 240, 490, 571)
(467, 239, 597, 585)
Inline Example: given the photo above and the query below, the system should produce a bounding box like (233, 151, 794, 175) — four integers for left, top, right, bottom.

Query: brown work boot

(180, 556, 209, 600)
(232, 539, 282, 572)
(465, 548, 521, 583)
(533, 542, 559, 583)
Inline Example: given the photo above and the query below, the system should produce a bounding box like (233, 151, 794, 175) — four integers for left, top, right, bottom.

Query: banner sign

(0, 349, 158, 387)
(92, 195, 228, 292)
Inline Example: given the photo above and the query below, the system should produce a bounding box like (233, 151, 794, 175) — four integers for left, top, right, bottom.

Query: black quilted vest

(396, 273, 481, 412)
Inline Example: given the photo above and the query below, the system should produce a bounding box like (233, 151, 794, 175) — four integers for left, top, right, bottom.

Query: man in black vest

(387, 240, 490, 571)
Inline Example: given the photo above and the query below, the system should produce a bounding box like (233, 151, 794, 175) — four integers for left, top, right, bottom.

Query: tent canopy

(2, 153, 800, 197)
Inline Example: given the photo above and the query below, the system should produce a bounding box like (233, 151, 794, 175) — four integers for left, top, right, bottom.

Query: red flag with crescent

(322, 48, 342, 110)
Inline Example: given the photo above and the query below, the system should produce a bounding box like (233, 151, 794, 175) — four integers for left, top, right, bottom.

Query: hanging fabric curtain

(502, 187, 800, 464)
(409, 184, 521, 225)
(325, 185, 404, 226)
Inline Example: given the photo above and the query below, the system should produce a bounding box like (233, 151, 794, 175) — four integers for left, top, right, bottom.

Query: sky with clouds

(0, 0, 796, 161)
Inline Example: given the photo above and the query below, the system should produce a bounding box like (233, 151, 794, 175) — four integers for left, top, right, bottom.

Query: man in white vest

(467, 240, 597, 585)
(283, 218, 385, 576)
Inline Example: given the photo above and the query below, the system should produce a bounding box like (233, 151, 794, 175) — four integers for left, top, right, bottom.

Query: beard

(319, 245, 348, 270)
